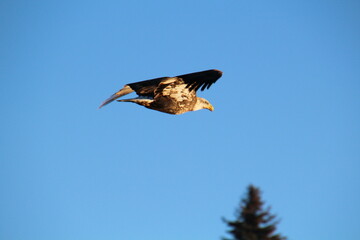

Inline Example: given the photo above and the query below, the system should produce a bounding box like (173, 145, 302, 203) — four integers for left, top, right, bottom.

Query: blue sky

(1, 0, 359, 239)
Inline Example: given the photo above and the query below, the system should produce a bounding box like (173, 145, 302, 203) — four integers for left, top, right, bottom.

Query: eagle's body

(99, 69, 222, 114)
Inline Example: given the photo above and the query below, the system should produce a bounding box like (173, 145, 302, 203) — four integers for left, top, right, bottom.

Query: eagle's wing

(98, 77, 172, 108)
(176, 69, 223, 92)
(98, 85, 134, 109)
(128, 69, 222, 96)
(127, 77, 172, 97)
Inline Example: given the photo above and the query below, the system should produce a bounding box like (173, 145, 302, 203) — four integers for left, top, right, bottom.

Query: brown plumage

(99, 69, 222, 114)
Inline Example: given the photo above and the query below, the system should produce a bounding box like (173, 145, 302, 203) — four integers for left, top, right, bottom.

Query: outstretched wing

(98, 77, 172, 108)
(128, 69, 222, 96)
(127, 77, 172, 97)
(98, 85, 134, 109)
(176, 69, 223, 92)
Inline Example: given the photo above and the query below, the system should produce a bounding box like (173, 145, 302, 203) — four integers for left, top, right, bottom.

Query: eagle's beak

(208, 104, 214, 112)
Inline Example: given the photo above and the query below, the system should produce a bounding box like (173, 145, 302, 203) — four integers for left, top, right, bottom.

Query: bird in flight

(99, 69, 222, 114)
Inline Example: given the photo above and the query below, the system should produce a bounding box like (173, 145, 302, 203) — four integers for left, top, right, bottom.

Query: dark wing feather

(126, 69, 222, 96)
(176, 69, 223, 92)
(127, 77, 171, 97)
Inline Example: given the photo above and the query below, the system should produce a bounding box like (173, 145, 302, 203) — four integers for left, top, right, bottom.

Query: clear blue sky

(1, 1, 359, 239)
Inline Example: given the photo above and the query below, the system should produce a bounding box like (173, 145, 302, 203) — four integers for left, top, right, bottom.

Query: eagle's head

(194, 97, 214, 112)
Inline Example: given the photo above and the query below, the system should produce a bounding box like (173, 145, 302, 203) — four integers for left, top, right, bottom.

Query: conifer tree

(223, 185, 286, 240)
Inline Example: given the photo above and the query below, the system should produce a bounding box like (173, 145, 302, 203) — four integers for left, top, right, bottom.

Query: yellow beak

(208, 104, 214, 111)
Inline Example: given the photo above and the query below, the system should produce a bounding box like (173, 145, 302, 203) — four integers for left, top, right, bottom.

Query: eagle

(99, 69, 222, 114)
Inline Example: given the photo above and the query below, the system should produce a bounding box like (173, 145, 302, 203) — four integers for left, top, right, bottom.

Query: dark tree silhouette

(223, 185, 286, 240)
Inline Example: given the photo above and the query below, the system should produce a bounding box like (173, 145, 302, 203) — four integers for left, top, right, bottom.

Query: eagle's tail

(98, 85, 133, 109)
